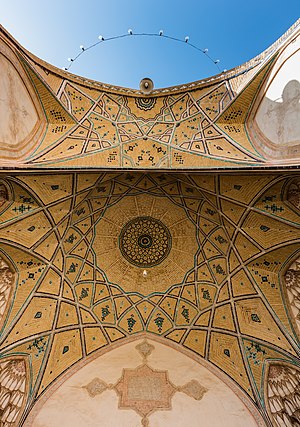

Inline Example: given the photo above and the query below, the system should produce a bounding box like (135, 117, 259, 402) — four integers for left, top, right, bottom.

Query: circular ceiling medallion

(119, 216, 172, 268)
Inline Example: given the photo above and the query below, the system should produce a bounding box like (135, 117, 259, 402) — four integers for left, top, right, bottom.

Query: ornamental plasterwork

(83, 340, 207, 427)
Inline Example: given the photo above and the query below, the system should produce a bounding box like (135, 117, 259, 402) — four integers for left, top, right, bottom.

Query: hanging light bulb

(214, 59, 220, 64)
(128, 28, 133, 35)
(67, 58, 73, 62)
(185, 36, 189, 43)
(98, 35, 104, 41)
(80, 45, 85, 51)
(203, 48, 208, 53)
(159, 30, 163, 36)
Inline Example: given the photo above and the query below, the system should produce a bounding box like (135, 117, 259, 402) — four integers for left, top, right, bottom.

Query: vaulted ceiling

(0, 20, 299, 427)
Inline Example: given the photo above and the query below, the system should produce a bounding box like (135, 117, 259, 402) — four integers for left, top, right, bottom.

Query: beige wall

(253, 36, 300, 158)
(27, 339, 260, 427)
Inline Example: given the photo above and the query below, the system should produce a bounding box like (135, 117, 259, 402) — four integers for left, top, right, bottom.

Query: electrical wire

(63, 31, 222, 72)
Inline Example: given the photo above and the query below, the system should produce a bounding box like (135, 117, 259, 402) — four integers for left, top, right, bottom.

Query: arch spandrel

(24, 338, 266, 427)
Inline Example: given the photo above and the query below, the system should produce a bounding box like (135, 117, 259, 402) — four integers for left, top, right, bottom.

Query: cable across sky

(63, 30, 222, 73)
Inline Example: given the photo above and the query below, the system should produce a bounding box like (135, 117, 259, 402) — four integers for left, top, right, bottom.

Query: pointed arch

(24, 334, 266, 427)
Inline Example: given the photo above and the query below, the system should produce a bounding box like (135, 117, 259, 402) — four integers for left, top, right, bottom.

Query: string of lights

(63, 29, 222, 72)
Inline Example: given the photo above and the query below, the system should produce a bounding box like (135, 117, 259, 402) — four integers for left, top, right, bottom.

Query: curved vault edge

(0, 20, 299, 96)
(23, 333, 268, 427)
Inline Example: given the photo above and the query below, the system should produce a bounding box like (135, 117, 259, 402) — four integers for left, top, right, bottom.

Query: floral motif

(119, 216, 172, 267)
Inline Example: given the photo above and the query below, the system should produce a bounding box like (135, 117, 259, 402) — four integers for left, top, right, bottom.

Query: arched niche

(0, 356, 28, 426)
(283, 254, 300, 339)
(248, 34, 300, 161)
(0, 36, 46, 161)
(265, 362, 300, 427)
(286, 178, 300, 211)
(0, 250, 15, 332)
(0, 180, 10, 212)
(24, 336, 265, 427)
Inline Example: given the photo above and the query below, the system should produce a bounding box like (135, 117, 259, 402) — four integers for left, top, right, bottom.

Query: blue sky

(1, 1, 299, 89)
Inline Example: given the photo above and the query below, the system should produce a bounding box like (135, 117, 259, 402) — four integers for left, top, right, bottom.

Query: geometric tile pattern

(24, 68, 270, 169)
(0, 21, 281, 170)
(0, 20, 297, 170)
(0, 171, 299, 425)
(0, 20, 300, 427)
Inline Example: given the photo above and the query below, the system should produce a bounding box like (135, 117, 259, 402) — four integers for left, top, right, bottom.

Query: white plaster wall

(26, 339, 260, 427)
(0, 53, 38, 147)
(255, 36, 300, 148)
